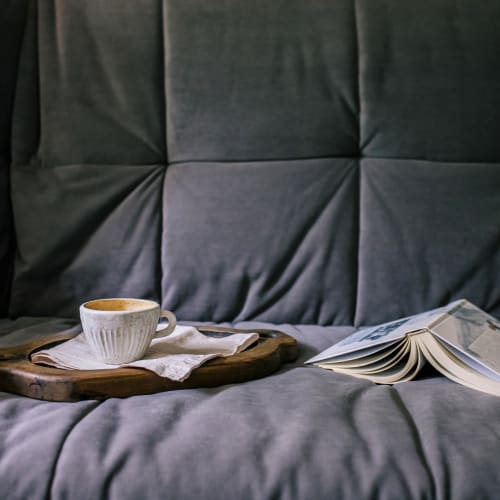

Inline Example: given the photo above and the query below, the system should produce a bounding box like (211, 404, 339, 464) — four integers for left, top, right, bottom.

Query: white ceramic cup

(79, 298, 177, 364)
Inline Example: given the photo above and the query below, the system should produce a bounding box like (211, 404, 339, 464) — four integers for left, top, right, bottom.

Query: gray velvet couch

(1, 1, 500, 499)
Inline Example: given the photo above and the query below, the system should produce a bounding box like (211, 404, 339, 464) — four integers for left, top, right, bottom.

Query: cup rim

(80, 298, 159, 314)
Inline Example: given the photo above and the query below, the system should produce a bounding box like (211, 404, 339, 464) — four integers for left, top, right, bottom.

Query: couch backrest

(7, 0, 500, 325)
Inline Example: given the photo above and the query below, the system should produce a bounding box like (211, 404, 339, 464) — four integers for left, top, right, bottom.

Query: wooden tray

(0, 326, 298, 402)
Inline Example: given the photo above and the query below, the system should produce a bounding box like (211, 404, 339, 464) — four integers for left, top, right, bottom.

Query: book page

(416, 331, 500, 397)
(305, 339, 399, 365)
(430, 300, 500, 375)
(326, 341, 404, 369)
(306, 299, 463, 364)
(331, 341, 411, 375)
(318, 337, 423, 384)
(435, 340, 500, 382)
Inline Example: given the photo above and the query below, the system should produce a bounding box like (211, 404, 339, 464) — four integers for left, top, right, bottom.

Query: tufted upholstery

(4, 0, 500, 325)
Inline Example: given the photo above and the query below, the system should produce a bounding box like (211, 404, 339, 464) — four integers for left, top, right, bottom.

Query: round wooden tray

(0, 326, 298, 402)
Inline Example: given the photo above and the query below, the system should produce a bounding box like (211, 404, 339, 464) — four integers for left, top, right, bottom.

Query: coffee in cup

(79, 298, 176, 364)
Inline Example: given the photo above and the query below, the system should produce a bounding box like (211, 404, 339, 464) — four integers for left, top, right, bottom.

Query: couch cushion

(358, 0, 500, 162)
(12, 0, 166, 167)
(1, 318, 500, 500)
(356, 159, 500, 325)
(162, 159, 358, 324)
(9, 165, 163, 318)
(164, 0, 358, 162)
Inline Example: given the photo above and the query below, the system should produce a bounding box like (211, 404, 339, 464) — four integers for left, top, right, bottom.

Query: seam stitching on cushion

(12, 154, 500, 169)
(159, 0, 168, 307)
(161, 0, 168, 165)
(35, 0, 43, 162)
(353, 0, 361, 326)
(167, 155, 358, 166)
(353, 159, 361, 326)
(353, 0, 361, 152)
(12, 162, 168, 170)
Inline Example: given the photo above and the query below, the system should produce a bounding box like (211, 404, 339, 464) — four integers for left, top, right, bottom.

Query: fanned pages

(306, 299, 500, 397)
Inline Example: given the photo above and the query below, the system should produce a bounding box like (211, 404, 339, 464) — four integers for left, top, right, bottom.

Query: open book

(306, 299, 500, 397)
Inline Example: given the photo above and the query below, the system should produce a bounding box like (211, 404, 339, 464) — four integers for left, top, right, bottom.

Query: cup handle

(153, 310, 177, 339)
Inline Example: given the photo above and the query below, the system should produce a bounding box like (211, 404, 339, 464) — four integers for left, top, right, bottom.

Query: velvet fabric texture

(2, 318, 500, 500)
(162, 159, 358, 324)
(6, 0, 500, 324)
(2, 2, 500, 499)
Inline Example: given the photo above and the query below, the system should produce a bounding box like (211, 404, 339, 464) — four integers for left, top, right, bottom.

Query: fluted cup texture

(80, 299, 176, 364)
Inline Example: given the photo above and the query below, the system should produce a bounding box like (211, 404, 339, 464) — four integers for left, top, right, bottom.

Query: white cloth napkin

(32, 326, 259, 382)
